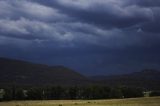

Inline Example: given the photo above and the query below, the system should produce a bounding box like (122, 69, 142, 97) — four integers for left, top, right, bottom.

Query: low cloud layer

(0, 0, 160, 75)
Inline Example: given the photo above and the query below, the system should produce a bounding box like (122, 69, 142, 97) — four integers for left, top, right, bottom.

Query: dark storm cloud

(0, 0, 160, 75)
(133, 0, 160, 7)
(0, 0, 159, 46)
(34, 0, 153, 29)
(35, 0, 160, 34)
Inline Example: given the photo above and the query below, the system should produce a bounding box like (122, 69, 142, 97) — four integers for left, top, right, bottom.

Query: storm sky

(0, 0, 160, 75)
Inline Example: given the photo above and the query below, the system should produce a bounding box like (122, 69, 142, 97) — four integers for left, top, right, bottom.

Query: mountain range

(0, 57, 89, 86)
(90, 69, 160, 90)
(0, 57, 160, 90)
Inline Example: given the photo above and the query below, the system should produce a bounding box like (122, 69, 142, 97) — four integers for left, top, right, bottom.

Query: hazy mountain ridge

(0, 57, 89, 86)
(0, 57, 160, 90)
(91, 69, 160, 90)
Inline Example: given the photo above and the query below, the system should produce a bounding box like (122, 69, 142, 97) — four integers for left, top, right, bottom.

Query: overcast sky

(0, 0, 160, 75)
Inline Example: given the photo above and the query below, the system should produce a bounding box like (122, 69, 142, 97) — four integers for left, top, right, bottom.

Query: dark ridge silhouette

(0, 57, 160, 90)
(90, 69, 160, 90)
(0, 57, 89, 86)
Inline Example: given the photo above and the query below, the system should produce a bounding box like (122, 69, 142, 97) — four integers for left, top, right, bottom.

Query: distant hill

(0, 57, 160, 90)
(0, 57, 89, 86)
(90, 69, 160, 90)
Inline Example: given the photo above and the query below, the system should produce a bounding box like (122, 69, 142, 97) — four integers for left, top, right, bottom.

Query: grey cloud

(133, 0, 160, 7)
(50, 0, 153, 29)
(38, 0, 159, 34)
(141, 7, 160, 33)
(0, 18, 55, 40)
(0, 0, 69, 22)
(0, 0, 160, 48)
(0, 0, 160, 75)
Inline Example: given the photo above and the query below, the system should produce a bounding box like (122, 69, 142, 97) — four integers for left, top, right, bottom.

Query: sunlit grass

(0, 97, 159, 106)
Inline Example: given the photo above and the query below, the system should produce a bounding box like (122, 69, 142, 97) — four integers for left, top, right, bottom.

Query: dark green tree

(150, 91, 160, 97)
(69, 86, 78, 99)
(109, 88, 123, 99)
(50, 86, 64, 100)
(27, 88, 43, 100)
(15, 89, 26, 100)
(121, 87, 144, 98)
(3, 89, 12, 101)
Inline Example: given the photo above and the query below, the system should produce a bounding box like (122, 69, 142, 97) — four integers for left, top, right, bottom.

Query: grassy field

(0, 97, 160, 106)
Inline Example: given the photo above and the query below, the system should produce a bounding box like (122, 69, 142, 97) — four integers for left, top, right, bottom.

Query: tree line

(0, 85, 145, 101)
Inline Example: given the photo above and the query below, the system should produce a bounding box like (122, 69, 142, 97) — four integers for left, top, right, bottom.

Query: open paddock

(0, 97, 159, 106)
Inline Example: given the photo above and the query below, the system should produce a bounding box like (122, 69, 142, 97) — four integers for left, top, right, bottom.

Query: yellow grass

(0, 97, 160, 106)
